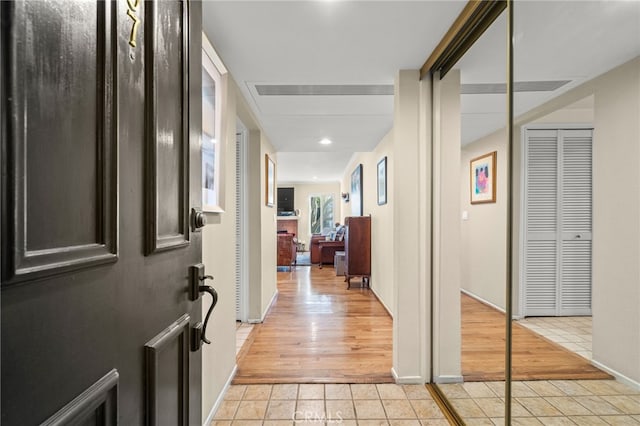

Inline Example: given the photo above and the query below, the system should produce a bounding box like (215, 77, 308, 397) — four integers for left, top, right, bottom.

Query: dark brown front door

(1, 1, 204, 424)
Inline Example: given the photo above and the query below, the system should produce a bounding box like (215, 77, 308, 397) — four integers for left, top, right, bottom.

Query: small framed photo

(265, 154, 275, 207)
(470, 151, 497, 204)
(377, 156, 387, 206)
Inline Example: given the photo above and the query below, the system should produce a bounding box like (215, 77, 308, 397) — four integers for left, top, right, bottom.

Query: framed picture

(377, 156, 387, 205)
(265, 154, 275, 207)
(202, 44, 225, 212)
(470, 151, 497, 204)
(350, 164, 363, 216)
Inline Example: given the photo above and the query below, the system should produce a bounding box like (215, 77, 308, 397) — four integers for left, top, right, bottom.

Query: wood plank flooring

(462, 293, 612, 382)
(233, 266, 393, 384)
(233, 266, 610, 384)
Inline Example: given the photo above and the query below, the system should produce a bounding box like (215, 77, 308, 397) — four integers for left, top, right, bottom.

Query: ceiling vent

(255, 84, 394, 96)
(461, 80, 571, 94)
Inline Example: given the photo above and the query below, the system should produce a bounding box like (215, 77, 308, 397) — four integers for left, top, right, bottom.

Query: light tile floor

(518, 316, 593, 360)
(236, 322, 254, 355)
(439, 379, 640, 425)
(211, 383, 450, 425)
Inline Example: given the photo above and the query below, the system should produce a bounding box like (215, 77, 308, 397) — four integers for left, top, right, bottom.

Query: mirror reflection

(511, 0, 640, 423)
(434, 11, 509, 423)
(433, 1, 640, 423)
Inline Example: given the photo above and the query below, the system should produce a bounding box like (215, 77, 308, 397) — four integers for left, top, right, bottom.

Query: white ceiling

(203, 1, 640, 181)
(202, 1, 466, 182)
(457, 1, 640, 145)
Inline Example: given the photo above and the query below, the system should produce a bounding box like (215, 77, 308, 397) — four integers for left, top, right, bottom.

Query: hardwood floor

(234, 267, 610, 384)
(462, 293, 612, 382)
(233, 266, 393, 384)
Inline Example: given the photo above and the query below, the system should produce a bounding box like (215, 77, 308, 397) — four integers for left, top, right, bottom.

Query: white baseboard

(248, 290, 279, 323)
(391, 367, 424, 384)
(461, 288, 506, 314)
(370, 286, 393, 318)
(203, 364, 238, 426)
(434, 375, 463, 384)
(461, 288, 525, 319)
(591, 359, 640, 391)
(261, 289, 278, 321)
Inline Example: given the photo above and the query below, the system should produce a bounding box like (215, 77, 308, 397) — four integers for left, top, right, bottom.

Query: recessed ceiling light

(319, 138, 332, 145)
(313, 176, 318, 180)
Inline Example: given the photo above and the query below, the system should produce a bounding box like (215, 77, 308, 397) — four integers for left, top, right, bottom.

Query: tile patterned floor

(211, 383, 450, 425)
(518, 316, 593, 360)
(439, 379, 640, 425)
(236, 322, 254, 355)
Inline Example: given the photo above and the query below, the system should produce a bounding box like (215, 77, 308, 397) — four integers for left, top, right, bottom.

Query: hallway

(233, 266, 393, 384)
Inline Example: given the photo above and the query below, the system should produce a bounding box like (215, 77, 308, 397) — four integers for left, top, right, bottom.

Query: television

(277, 187, 295, 214)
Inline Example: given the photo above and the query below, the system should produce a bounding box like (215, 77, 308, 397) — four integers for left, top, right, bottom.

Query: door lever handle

(198, 277, 218, 345)
(189, 264, 219, 345)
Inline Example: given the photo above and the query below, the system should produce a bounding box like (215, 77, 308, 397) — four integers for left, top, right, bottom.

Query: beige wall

(201, 74, 238, 420)
(457, 58, 640, 386)
(239, 104, 278, 322)
(460, 130, 508, 310)
(590, 58, 640, 385)
(510, 57, 640, 386)
(459, 102, 592, 313)
(431, 69, 462, 382)
(276, 182, 342, 247)
(392, 70, 431, 383)
(340, 131, 395, 315)
(260, 136, 278, 316)
(202, 76, 279, 421)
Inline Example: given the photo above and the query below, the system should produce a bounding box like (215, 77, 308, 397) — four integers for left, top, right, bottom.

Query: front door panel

(1, 0, 117, 285)
(1, 1, 203, 424)
(144, 0, 190, 255)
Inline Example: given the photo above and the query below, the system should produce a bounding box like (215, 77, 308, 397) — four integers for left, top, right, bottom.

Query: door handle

(190, 208, 207, 232)
(189, 264, 218, 348)
(197, 276, 218, 345)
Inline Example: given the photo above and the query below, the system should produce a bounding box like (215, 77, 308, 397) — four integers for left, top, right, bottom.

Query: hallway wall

(458, 57, 640, 387)
(431, 69, 462, 382)
(460, 129, 508, 311)
(459, 99, 594, 313)
(201, 73, 238, 421)
(512, 57, 640, 387)
(202, 73, 279, 420)
(340, 130, 395, 315)
(258, 136, 278, 318)
(590, 57, 640, 387)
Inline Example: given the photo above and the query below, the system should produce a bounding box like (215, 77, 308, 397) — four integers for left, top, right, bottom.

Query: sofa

(310, 234, 344, 266)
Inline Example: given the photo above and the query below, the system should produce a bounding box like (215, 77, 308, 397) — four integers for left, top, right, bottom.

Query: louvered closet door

(235, 132, 243, 321)
(524, 128, 593, 316)
(525, 129, 559, 316)
(559, 130, 593, 315)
